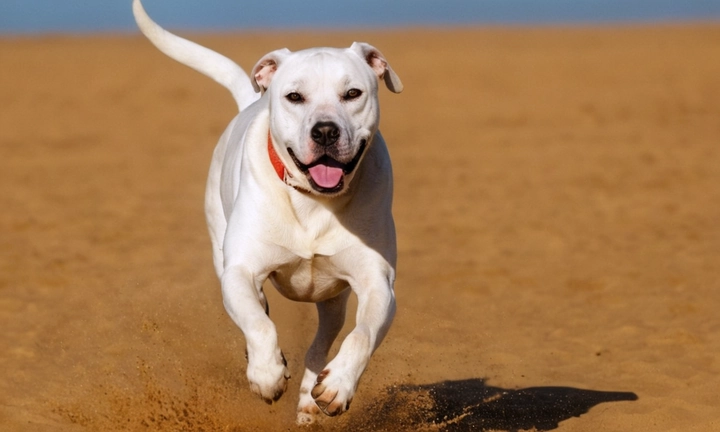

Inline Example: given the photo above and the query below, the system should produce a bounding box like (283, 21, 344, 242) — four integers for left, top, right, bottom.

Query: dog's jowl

(133, 0, 402, 424)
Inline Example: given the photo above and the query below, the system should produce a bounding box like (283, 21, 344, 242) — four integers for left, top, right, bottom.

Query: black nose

(311, 122, 341, 147)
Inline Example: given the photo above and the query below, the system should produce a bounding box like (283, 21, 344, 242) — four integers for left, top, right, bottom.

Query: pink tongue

(308, 164, 344, 189)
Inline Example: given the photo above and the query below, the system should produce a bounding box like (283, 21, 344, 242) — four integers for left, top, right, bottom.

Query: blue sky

(1, 0, 720, 34)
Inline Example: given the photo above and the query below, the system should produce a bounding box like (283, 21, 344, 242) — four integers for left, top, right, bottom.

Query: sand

(1, 24, 719, 431)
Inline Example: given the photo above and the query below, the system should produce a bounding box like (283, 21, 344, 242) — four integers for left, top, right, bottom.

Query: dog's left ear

(350, 42, 403, 93)
(251, 48, 292, 93)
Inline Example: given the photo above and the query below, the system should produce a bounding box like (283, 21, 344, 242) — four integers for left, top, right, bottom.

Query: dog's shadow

(353, 378, 638, 431)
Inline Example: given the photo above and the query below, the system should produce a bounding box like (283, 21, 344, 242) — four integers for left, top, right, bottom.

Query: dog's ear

(350, 42, 403, 93)
(251, 48, 291, 93)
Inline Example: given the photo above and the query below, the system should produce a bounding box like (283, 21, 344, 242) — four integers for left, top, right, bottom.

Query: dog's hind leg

(296, 288, 351, 425)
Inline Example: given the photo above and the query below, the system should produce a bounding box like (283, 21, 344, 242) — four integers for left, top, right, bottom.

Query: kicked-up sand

(1, 23, 719, 431)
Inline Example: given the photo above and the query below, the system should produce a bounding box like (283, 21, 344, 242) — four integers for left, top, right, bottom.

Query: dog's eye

(286, 92, 305, 103)
(343, 89, 363, 100)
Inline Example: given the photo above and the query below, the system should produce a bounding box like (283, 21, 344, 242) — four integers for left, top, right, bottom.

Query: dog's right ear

(251, 48, 291, 93)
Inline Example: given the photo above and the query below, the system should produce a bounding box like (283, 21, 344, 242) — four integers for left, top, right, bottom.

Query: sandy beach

(1, 24, 719, 431)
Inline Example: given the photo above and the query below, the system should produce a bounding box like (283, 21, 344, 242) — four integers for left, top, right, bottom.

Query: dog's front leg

(311, 270, 396, 416)
(221, 265, 290, 403)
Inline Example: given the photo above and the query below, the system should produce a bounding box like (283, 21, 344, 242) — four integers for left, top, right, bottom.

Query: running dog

(133, 0, 402, 424)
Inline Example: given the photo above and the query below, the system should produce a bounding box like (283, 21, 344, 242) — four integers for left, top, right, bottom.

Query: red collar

(267, 131, 287, 181)
(267, 132, 310, 193)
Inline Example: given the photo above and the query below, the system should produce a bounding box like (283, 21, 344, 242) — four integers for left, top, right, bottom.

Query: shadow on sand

(355, 378, 638, 431)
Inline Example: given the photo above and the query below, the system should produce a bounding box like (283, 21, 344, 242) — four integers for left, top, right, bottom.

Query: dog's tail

(132, 0, 258, 112)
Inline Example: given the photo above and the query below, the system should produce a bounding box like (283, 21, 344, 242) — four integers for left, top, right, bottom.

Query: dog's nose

(311, 122, 340, 147)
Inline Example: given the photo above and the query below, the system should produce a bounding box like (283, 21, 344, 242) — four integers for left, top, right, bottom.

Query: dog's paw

(247, 351, 290, 404)
(296, 369, 322, 425)
(296, 399, 321, 425)
(310, 368, 355, 416)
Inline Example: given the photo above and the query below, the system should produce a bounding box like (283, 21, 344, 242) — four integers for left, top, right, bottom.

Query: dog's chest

(264, 190, 357, 301)
(269, 255, 347, 302)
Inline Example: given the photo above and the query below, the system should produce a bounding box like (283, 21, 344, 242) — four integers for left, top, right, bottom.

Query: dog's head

(252, 42, 402, 196)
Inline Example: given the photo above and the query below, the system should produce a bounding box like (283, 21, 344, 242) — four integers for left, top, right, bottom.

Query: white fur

(133, 0, 402, 424)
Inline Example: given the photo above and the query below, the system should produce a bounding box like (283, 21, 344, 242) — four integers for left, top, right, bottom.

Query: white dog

(133, 0, 402, 424)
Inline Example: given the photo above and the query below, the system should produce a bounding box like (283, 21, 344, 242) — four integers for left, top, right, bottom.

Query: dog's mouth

(287, 140, 367, 193)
